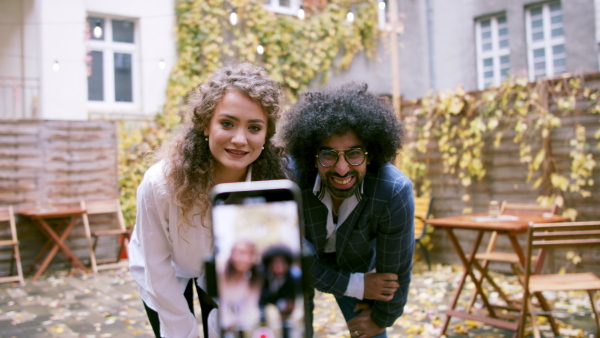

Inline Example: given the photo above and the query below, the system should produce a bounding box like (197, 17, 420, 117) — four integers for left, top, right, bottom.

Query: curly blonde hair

(158, 62, 289, 230)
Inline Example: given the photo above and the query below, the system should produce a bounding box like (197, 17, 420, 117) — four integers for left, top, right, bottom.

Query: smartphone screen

(211, 180, 306, 338)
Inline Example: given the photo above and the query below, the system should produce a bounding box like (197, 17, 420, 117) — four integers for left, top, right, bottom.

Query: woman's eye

(221, 120, 234, 128)
(249, 125, 262, 132)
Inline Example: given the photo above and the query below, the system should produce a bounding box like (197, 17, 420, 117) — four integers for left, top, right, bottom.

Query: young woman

(128, 62, 289, 338)
(218, 240, 263, 333)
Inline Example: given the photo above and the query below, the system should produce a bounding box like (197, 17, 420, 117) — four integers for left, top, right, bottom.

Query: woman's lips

(226, 149, 249, 158)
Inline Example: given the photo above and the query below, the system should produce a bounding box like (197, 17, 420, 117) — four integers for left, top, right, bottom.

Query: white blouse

(128, 160, 251, 338)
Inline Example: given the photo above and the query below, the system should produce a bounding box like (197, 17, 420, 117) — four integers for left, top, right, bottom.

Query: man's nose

(334, 153, 350, 175)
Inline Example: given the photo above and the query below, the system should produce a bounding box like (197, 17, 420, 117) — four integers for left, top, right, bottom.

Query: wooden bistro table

(19, 207, 89, 281)
(426, 212, 569, 336)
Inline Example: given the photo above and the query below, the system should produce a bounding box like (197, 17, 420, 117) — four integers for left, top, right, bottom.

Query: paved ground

(0, 262, 596, 337)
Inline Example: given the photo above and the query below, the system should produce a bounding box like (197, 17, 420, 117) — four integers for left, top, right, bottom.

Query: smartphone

(208, 179, 307, 338)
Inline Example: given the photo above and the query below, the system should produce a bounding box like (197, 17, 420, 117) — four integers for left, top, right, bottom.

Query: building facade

(327, 0, 599, 101)
(1, 0, 597, 120)
(0, 0, 176, 120)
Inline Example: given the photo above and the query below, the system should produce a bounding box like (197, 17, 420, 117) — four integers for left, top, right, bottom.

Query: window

(264, 0, 301, 16)
(475, 14, 510, 89)
(526, 2, 566, 81)
(86, 16, 137, 108)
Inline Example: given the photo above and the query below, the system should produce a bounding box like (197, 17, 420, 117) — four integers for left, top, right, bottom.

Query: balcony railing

(0, 76, 39, 119)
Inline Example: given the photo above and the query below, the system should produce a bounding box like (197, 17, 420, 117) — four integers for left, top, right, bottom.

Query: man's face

(316, 130, 368, 202)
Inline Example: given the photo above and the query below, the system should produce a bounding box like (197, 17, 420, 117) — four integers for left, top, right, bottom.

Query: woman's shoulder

(139, 160, 171, 197)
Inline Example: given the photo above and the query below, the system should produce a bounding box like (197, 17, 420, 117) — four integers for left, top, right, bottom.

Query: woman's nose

(231, 128, 248, 145)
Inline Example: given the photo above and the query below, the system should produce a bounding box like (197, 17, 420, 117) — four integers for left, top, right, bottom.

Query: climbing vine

(400, 75, 600, 220)
(118, 0, 380, 225)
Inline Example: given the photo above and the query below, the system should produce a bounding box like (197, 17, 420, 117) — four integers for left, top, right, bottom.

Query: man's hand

(347, 303, 385, 338)
(363, 272, 399, 301)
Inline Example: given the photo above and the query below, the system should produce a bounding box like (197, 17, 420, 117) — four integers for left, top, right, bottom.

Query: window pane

(501, 68, 509, 77)
(481, 19, 491, 28)
(278, 0, 290, 7)
(532, 32, 544, 41)
(533, 48, 545, 58)
(112, 19, 135, 43)
(550, 2, 561, 12)
(483, 58, 493, 67)
(87, 17, 105, 41)
(114, 53, 132, 102)
(484, 70, 494, 78)
(498, 27, 508, 36)
(551, 15, 562, 24)
(499, 39, 508, 49)
(483, 43, 492, 51)
(497, 16, 506, 24)
(500, 55, 510, 65)
(551, 27, 563, 37)
(531, 19, 543, 29)
(554, 58, 566, 67)
(88, 51, 104, 101)
(534, 62, 546, 70)
(552, 44, 565, 55)
(482, 31, 492, 39)
(530, 7, 542, 17)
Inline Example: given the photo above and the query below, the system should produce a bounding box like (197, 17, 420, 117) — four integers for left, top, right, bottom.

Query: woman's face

(204, 90, 268, 179)
(230, 242, 256, 273)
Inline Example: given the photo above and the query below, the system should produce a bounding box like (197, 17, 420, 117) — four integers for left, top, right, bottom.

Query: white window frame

(264, 0, 301, 16)
(86, 14, 140, 113)
(475, 14, 510, 89)
(525, 1, 566, 81)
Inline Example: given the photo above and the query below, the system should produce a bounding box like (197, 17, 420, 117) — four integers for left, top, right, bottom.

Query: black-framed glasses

(316, 148, 368, 168)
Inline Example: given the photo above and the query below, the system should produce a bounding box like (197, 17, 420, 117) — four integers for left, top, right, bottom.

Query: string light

(158, 59, 166, 70)
(52, 60, 60, 71)
(92, 23, 103, 38)
(256, 45, 264, 55)
(229, 7, 238, 26)
(297, 5, 305, 20)
(378, 0, 386, 10)
(346, 11, 354, 23)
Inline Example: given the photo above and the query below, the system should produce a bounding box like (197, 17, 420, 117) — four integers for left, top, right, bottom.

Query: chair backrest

(414, 197, 434, 239)
(0, 206, 18, 243)
(524, 221, 600, 276)
(81, 199, 127, 231)
(500, 201, 556, 216)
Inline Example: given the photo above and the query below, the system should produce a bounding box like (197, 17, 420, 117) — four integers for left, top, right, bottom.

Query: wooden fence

(403, 93, 600, 275)
(0, 120, 120, 277)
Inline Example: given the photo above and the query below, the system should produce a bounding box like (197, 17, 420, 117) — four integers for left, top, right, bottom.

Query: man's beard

(322, 170, 364, 199)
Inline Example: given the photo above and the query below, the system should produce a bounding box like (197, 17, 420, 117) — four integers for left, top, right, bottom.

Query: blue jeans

(334, 296, 387, 338)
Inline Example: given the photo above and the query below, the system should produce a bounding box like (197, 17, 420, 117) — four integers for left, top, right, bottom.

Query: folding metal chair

(0, 206, 25, 284)
(81, 199, 131, 275)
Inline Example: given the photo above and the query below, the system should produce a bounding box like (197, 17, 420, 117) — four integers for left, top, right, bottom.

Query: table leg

(470, 253, 521, 311)
(440, 228, 490, 336)
(27, 237, 54, 275)
(446, 229, 497, 316)
(30, 216, 88, 280)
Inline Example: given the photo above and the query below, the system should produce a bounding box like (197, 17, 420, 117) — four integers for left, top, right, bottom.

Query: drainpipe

(426, 0, 436, 91)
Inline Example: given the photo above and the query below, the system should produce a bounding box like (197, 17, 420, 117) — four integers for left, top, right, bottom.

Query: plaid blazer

(300, 162, 415, 328)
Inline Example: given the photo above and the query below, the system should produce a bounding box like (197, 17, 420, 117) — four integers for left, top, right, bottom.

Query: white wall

(38, 0, 87, 120)
(0, 0, 175, 120)
(85, 0, 176, 117)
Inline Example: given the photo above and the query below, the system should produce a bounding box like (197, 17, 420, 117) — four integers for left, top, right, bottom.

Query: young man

(280, 83, 415, 338)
